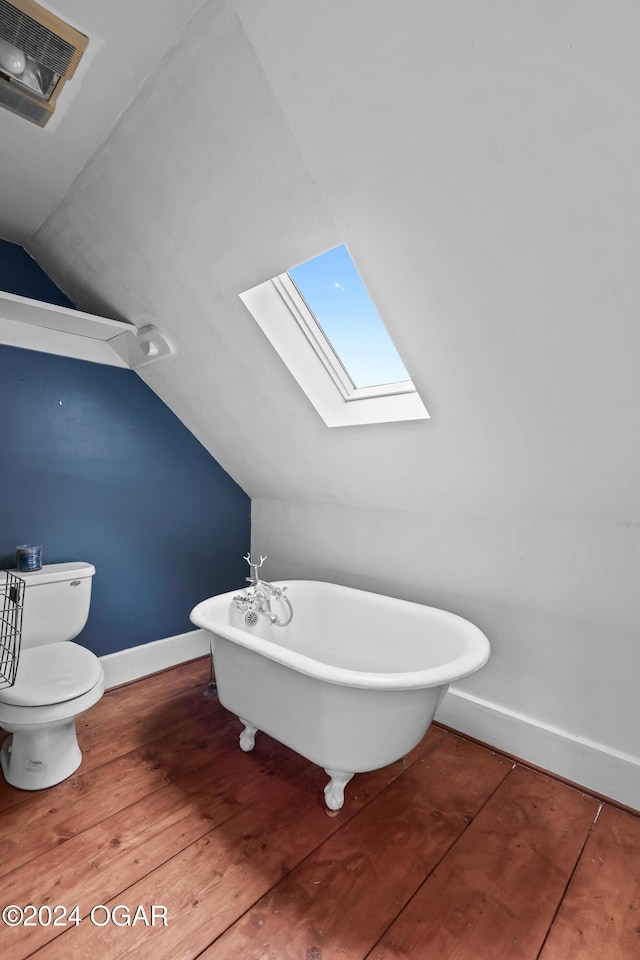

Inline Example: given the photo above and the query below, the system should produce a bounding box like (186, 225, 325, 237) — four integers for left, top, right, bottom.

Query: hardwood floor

(1, 658, 638, 959)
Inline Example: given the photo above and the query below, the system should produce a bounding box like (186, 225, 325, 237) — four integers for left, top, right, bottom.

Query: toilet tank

(14, 562, 95, 649)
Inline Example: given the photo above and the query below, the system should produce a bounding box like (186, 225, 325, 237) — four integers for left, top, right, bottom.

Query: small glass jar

(16, 545, 42, 572)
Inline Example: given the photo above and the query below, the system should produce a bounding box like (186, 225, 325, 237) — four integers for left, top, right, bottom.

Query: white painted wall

(26, 1, 640, 805)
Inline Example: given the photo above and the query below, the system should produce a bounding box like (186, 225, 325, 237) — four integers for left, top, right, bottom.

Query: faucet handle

(244, 552, 267, 569)
(244, 552, 267, 583)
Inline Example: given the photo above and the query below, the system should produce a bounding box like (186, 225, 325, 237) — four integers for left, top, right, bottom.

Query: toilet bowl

(0, 562, 105, 790)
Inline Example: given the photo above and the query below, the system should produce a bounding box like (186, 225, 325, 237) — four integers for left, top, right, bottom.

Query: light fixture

(0, 36, 25, 76)
(0, 0, 88, 126)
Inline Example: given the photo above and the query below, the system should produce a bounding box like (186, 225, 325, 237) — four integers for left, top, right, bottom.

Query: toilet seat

(0, 642, 103, 707)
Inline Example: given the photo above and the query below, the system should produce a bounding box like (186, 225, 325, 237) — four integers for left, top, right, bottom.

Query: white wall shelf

(0, 291, 173, 369)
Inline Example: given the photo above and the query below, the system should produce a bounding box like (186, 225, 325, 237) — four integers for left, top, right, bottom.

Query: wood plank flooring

(0, 657, 638, 959)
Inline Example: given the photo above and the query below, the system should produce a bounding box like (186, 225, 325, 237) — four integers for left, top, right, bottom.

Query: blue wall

(0, 242, 250, 656)
(0, 239, 76, 308)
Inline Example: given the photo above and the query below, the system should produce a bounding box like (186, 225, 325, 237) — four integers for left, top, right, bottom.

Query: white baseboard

(99, 629, 211, 690)
(437, 687, 640, 812)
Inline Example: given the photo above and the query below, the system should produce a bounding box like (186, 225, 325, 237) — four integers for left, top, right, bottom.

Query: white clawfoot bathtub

(190, 581, 490, 811)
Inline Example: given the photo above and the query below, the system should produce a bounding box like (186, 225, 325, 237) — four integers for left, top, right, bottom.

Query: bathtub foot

(323, 769, 354, 812)
(238, 719, 258, 752)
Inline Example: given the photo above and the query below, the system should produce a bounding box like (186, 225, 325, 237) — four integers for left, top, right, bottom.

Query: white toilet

(0, 561, 105, 790)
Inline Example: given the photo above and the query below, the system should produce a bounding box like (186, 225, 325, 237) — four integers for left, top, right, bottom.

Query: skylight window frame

(239, 257, 429, 428)
(273, 273, 417, 404)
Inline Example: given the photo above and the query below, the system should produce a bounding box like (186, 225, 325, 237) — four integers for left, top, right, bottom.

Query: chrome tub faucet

(234, 554, 293, 627)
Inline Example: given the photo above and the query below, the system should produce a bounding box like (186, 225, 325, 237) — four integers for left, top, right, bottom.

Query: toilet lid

(0, 642, 103, 707)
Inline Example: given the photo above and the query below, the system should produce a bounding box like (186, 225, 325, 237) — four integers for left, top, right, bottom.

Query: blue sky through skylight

(288, 245, 410, 389)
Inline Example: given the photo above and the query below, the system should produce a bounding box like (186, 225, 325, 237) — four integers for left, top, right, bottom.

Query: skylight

(288, 245, 410, 389)
(239, 245, 429, 427)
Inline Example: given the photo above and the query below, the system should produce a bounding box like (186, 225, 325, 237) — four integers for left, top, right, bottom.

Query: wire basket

(1, 571, 24, 688)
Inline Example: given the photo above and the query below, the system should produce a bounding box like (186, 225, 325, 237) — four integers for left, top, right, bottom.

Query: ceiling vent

(0, 0, 87, 126)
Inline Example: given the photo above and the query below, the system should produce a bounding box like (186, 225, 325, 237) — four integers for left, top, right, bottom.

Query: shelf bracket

(108, 325, 175, 369)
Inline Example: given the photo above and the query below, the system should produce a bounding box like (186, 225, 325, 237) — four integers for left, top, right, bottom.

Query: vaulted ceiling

(0, 0, 208, 242)
(5, 1, 640, 524)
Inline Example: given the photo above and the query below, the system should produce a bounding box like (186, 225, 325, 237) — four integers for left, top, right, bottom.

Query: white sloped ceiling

(0, 0, 209, 242)
(27, 0, 640, 528)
